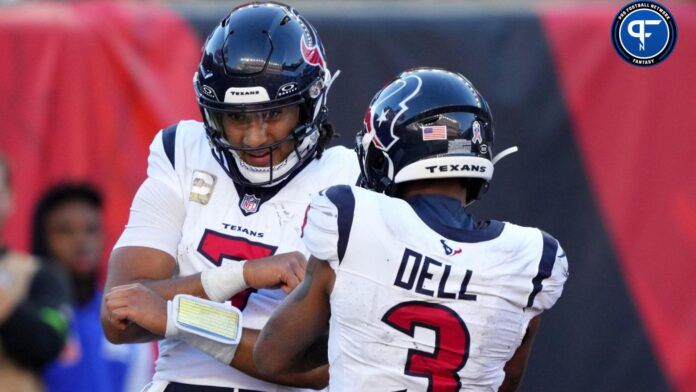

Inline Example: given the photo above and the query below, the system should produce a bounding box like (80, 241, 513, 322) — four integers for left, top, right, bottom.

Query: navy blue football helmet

(194, 2, 334, 186)
(357, 68, 506, 204)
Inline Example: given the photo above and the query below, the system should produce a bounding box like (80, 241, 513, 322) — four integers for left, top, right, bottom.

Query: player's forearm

(102, 275, 206, 344)
(498, 374, 522, 392)
(254, 258, 333, 376)
(101, 318, 161, 344)
(499, 316, 541, 392)
(231, 328, 328, 389)
(102, 274, 207, 344)
(142, 273, 207, 300)
(261, 365, 328, 390)
(102, 247, 185, 343)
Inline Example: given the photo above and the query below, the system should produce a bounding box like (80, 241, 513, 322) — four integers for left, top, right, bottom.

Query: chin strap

(492, 146, 519, 165)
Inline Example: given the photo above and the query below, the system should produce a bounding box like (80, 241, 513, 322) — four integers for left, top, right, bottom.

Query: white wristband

(201, 261, 249, 302)
(165, 295, 242, 364)
(165, 300, 179, 338)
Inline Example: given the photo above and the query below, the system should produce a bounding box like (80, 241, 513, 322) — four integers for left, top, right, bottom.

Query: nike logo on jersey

(440, 239, 462, 256)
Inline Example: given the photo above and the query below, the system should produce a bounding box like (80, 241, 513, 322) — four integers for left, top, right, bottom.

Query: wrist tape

(201, 260, 248, 302)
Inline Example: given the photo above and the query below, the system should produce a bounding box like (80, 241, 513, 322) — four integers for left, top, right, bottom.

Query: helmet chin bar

(238, 127, 316, 186)
(202, 75, 330, 188)
(214, 124, 319, 187)
(232, 148, 296, 187)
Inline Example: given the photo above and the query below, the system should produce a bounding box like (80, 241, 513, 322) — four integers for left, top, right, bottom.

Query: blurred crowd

(0, 155, 153, 392)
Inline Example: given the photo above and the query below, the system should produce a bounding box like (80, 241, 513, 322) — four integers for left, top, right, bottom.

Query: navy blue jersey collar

(232, 154, 314, 216)
(405, 194, 504, 243)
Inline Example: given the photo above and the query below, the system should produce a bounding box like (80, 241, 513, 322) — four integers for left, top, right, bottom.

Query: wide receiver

(101, 3, 357, 391)
(254, 68, 569, 391)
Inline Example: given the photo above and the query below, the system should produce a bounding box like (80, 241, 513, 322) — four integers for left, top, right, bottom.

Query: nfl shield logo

(240, 194, 261, 214)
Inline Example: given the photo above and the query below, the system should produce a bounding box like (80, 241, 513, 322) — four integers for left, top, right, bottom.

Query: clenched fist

(104, 283, 168, 336)
(243, 251, 308, 293)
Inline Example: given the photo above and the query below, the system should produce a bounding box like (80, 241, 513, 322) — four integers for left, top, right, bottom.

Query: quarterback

(254, 68, 569, 391)
(101, 3, 358, 391)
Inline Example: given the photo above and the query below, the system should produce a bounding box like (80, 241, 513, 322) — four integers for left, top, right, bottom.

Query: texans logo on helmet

(366, 74, 422, 151)
(301, 35, 326, 71)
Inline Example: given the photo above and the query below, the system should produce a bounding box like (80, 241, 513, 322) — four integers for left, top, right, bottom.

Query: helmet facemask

(199, 91, 325, 187)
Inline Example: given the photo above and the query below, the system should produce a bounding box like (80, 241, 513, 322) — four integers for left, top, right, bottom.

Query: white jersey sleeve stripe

(526, 231, 560, 308)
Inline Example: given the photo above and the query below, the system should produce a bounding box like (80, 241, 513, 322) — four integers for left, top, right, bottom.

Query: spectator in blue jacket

(34, 183, 152, 392)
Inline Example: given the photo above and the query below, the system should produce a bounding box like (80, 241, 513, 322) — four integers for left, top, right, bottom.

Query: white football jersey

(115, 120, 360, 390)
(303, 185, 568, 392)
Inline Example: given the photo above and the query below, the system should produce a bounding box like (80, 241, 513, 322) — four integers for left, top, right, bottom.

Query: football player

(254, 68, 569, 391)
(101, 2, 358, 391)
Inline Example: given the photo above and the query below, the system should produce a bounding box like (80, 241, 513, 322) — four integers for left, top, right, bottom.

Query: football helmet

(356, 68, 511, 204)
(194, 2, 334, 186)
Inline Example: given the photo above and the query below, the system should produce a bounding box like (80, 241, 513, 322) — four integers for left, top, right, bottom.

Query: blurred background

(0, 0, 694, 391)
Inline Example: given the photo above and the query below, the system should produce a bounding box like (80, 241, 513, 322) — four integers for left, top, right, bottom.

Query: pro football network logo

(611, 1, 677, 66)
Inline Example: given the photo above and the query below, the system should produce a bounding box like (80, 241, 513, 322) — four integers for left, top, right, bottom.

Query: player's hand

(243, 251, 308, 293)
(104, 283, 167, 336)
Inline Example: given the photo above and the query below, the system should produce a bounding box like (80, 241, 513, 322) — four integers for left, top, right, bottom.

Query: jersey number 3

(382, 301, 470, 392)
(197, 229, 277, 309)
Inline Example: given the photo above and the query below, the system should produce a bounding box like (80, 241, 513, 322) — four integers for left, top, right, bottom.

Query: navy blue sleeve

(162, 124, 177, 169)
(324, 185, 356, 263)
(526, 231, 560, 308)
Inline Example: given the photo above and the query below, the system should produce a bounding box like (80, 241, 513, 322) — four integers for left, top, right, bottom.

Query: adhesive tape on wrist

(201, 261, 248, 302)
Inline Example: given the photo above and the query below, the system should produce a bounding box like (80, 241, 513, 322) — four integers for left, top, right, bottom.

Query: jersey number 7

(382, 301, 470, 392)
